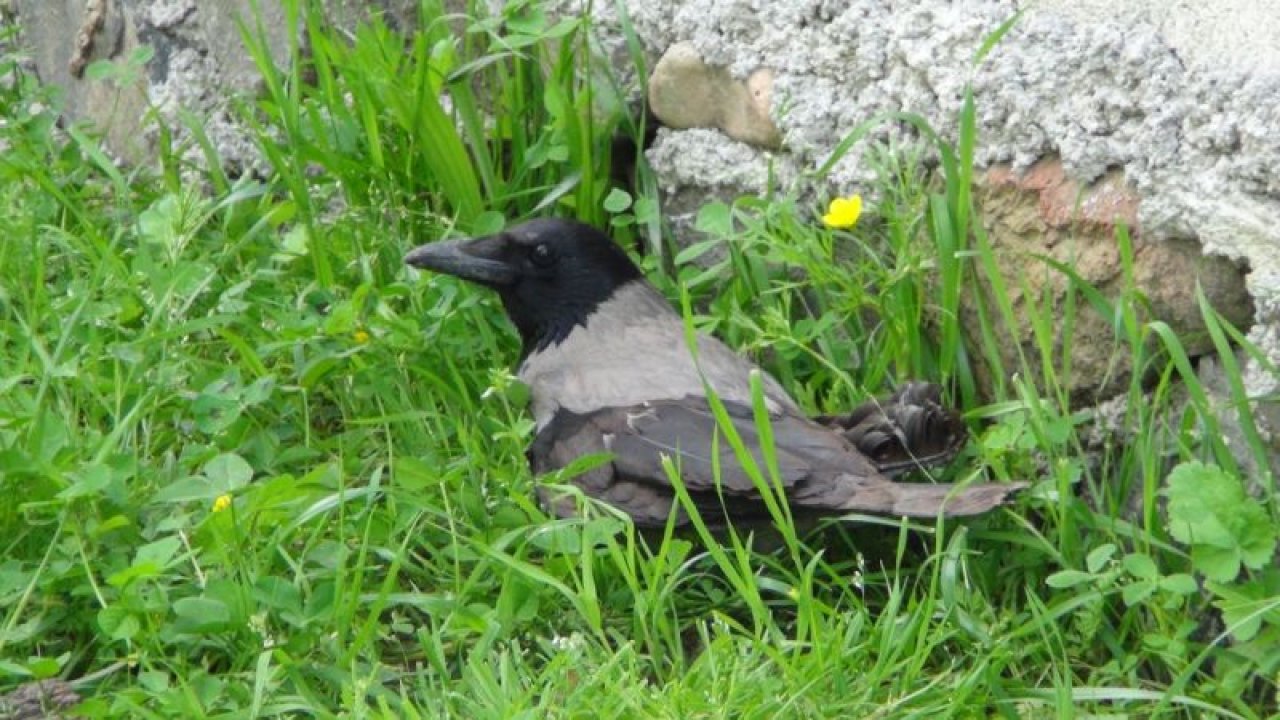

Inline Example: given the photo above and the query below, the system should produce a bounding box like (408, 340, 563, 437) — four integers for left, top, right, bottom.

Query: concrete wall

(599, 0, 1278, 409)
(9, 0, 418, 169)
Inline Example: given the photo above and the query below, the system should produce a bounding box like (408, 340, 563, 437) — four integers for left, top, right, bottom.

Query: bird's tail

(817, 382, 968, 476)
(839, 480, 1028, 517)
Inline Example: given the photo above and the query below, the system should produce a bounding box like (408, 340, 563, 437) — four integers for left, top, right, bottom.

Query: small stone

(648, 41, 782, 149)
(147, 0, 196, 30)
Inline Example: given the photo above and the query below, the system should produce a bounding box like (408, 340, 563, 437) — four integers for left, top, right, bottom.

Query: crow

(405, 218, 1026, 528)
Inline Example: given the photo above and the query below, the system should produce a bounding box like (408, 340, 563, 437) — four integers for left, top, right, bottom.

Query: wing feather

(530, 397, 890, 522)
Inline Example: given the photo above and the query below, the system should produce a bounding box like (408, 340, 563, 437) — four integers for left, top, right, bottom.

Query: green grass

(2, 3, 1278, 717)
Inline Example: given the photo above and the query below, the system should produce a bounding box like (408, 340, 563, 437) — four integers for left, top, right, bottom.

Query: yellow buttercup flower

(822, 194, 863, 229)
(353, 330, 370, 344)
(212, 494, 232, 513)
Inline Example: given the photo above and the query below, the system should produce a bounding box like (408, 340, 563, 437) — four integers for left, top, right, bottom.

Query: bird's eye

(529, 243, 556, 268)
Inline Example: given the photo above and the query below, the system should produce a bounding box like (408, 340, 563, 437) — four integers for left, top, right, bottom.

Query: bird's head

(405, 218, 643, 354)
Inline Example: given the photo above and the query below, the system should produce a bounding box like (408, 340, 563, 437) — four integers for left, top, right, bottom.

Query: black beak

(404, 236, 516, 287)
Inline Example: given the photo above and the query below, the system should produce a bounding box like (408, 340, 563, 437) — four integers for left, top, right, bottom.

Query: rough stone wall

(611, 1, 1280, 242)
(11, 0, 418, 171)
(587, 0, 1279, 406)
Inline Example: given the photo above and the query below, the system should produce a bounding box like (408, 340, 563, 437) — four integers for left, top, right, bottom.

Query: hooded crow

(405, 218, 1026, 528)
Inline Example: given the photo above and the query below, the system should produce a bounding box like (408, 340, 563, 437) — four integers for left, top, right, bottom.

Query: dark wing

(528, 409, 677, 526)
(604, 400, 819, 495)
(529, 397, 890, 526)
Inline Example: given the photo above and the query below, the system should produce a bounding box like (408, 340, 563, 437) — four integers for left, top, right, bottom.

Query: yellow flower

(822, 194, 863, 229)
(353, 330, 370, 344)
(212, 494, 232, 513)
